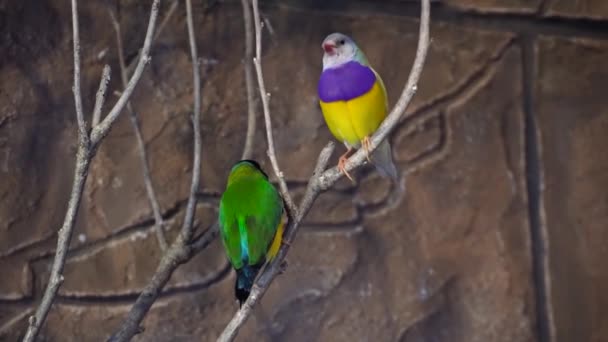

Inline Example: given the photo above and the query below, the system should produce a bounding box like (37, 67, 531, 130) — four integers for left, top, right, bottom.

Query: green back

(354, 47, 389, 109)
(219, 161, 283, 269)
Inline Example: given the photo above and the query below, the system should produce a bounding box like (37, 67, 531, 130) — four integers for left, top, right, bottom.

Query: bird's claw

(363, 136, 372, 163)
(338, 155, 354, 182)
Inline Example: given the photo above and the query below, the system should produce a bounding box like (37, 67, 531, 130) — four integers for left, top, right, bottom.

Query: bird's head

(226, 159, 268, 186)
(322, 32, 360, 69)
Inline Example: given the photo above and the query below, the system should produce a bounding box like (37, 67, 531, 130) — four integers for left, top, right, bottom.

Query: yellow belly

(319, 80, 387, 146)
(265, 216, 284, 261)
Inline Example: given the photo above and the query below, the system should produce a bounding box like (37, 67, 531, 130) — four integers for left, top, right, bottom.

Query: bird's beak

(323, 42, 336, 54)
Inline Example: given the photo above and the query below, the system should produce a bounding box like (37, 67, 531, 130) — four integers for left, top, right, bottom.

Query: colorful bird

(317, 32, 398, 181)
(219, 160, 285, 306)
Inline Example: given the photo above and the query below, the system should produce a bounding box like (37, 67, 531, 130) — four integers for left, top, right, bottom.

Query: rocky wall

(0, 0, 607, 341)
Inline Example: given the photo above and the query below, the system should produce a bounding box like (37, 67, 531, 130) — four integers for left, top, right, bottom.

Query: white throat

(322, 51, 356, 70)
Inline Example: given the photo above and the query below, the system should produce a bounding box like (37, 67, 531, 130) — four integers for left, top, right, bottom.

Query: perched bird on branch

(219, 160, 285, 306)
(318, 32, 398, 181)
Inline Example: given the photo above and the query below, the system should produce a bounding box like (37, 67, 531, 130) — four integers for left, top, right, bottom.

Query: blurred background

(1, 0, 607, 341)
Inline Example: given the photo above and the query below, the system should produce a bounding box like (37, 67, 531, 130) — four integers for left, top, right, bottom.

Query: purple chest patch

(318, 61, 376, 103)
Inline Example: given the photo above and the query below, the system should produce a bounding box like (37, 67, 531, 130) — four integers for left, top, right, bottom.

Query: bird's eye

(339, 39, 345, 45)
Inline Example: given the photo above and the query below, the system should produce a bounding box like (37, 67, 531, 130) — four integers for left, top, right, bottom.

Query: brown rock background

(0, 0, 606, 341)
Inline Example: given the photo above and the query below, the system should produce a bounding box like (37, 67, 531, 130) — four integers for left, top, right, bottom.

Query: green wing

(219, 177, 283, 269)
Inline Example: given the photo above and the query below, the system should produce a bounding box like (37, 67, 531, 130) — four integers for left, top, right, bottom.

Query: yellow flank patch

(319, 80, 387, 146)
(266, 216, 285, 261)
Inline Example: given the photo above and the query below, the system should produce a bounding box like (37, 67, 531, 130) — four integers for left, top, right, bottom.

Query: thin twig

(92, 65, 111, 128)
(154, 0, 179, 42)
(108, 9, 168, 251)
(90, 0, 161, 147)
(240, 0, 256, 160)
(260, 11, 275, 38)
(71, 0, 87, 142)
(125, 0, 180, 77)
(22, 1, 161, 341)
(217, 0, 431, 340)
(179, 0, 202, 244)
(250, 0, 296, 216)
(107, 1, 204, 339)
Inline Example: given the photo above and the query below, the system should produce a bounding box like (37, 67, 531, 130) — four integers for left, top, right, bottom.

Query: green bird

(219, 160, 285, 306)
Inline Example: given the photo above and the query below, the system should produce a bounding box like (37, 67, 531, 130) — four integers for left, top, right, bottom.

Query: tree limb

(107, 239, 191, 342)
(178, 0, 202, 244)
(217, 0, 431, 340)
(21, 1, 161, 341)
(250, 0, 297, 217)
(92, 65, 111, 128)
(90, 0, 161, 147)
(155, 0, 180, 42)
(71, 0, 87, 143)
(107, 0, 205, 339)
(108, 9, 168, 251)
(240, 0, 256, 160)
(22, 146, 91, 342)
(124, 0, 180, 77)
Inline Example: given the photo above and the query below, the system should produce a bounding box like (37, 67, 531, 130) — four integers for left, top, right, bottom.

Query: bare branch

(154, 0, 179, 42)
(260, 11, 275, 38)
(90, 0, 161, 146)
(125, 0, 180, 77)
(108, 1, 207, 339)
(218, 0, 431, 339)
(250, 0, 297, 216)
(92, 65, 111, 128)
(22, 147, 91, 342)
(71, 0, 87, 142)
(131, 110, 168, 250)
(108, 9, 168, 251)
(107, 221, 218, 342)
(240, 0, 256, 160)
(178, 0, 202, 244)
(22, 1, 162, 341)
(107, 239, 193, 342)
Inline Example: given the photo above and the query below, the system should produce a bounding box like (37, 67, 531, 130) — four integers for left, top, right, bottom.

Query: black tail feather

(235, 264, 263, 306)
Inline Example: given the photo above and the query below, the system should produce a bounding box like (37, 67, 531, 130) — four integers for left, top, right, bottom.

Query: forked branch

(107, 0, 206, 340)
(249, 0, 297, 217)
(22, 0, 161, 341)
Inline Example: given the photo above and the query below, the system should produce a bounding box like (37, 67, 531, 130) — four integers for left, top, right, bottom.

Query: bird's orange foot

(362, 136, 372, 163)
(338, 154, 354, 182)
(338, 147, 355, 181)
